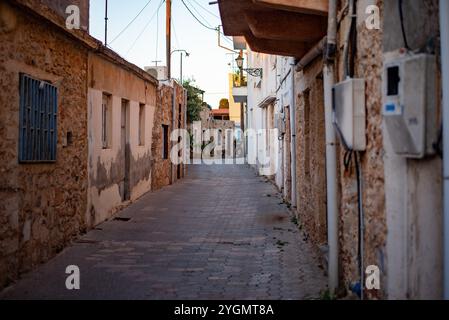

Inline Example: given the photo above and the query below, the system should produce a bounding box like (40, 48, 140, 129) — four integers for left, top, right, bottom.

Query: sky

(89, 0, 236, 108)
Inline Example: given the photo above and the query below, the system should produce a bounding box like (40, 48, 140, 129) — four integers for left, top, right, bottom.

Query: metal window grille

(19, 74, 58, 163)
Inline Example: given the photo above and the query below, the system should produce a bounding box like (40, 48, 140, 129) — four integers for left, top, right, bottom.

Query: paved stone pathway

(0, 165, 327, 300)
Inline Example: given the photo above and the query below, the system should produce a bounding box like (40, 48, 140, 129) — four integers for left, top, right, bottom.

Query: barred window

(19, 74, 58, 163)
(102, 93, 112, 149)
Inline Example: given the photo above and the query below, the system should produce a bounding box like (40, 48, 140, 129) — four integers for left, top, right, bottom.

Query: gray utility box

(332, 78, 366, 151)
(383, 53, 438, 158)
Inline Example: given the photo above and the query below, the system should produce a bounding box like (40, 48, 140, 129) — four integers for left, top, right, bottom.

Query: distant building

(228, 73, 242, 126)
(197, 105, 235, 159)
(211, 108, 230, 121)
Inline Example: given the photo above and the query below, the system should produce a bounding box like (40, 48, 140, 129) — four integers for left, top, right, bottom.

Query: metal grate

(19, 74, 58, 163)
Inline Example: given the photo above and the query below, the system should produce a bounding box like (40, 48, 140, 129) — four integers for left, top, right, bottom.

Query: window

(102, 93, 112, 149)
(19, 74, 58, 163)
(162, 124, 169, 160)
(387, 66, 400, 96)
(138, 103, 146, 146)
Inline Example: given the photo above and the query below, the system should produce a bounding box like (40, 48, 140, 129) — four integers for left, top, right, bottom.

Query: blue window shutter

(19, 74, 58, 163)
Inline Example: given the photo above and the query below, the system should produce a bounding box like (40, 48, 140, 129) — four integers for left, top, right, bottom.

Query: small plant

(276, 240, 289, 247)
(291, 215, 299, 226)
(319, 289, 336, 300)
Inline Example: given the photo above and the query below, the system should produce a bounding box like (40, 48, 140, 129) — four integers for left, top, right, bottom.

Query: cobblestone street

(0, 165, 327, 300)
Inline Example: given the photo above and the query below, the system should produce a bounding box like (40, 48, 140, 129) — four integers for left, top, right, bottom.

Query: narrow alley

(0, 165, 326, 300)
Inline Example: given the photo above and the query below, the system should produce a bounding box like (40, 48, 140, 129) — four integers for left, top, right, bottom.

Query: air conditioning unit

(382, 53, 438, 158)
(332, 78, 366, 151)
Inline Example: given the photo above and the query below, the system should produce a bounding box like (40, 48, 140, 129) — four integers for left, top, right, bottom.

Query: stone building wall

(333, 0, 386, 298)
(295, 58, 327, 246)
(40, 0, 89, 31)
(152, 81, 186, 191)
(0, 1, 89, 288)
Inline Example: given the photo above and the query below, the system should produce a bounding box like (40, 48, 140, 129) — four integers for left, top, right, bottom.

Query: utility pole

(104, 0, 108, 46)
(180, 52, 183, 84)
(166, 0, 172, 79)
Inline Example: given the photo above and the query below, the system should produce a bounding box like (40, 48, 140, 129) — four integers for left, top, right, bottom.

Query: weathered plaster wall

(0, 1, 88, 288)
(295, 59, 327, 246)
(382, 0, 442, 299)
(88, 53, 157, 227)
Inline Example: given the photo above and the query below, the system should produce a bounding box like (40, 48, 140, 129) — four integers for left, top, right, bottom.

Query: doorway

(177, 103, 182, 180)
(121, 99, 130, 201)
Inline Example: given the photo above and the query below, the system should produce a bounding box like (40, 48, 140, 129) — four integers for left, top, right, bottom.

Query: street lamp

(235, 53, 263, 79)
(171, 49, 190, 83)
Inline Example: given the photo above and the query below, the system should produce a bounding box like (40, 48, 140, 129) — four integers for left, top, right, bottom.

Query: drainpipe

(324, 0, 339, 295)
(440, 0, 449, 300)
(296, 37, 327, 72)
(290, 59, 297, 208)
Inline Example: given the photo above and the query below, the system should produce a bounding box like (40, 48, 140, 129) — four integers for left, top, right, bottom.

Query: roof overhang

(258, 95, 277, 108)
(218, 0, 328, 58)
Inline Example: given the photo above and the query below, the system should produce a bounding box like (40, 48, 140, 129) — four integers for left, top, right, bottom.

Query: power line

(110, 0, 154, 44)
(181, 0, 234, 47)
(172, 19, 181, 49)
(126, 0, 165, 56)
(219, 25, 234, 45)
(155, 0, 160, 64)
(186, 0, 214, 29)
(190, 0, 220, 19)
(180, 0, 217, 31)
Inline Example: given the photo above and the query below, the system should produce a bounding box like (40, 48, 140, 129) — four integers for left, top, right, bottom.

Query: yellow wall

(228, 73, 241, 125)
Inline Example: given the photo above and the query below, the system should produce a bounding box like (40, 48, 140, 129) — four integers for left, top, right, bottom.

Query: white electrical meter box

(382, 53, 437, 158)
(332, 78, 366, 151)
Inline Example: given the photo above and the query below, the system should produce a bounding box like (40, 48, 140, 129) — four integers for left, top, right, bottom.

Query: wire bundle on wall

(339, 0, 365, 300)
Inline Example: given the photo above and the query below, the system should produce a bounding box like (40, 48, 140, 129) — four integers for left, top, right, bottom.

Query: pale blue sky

(89, 0, 236, 108)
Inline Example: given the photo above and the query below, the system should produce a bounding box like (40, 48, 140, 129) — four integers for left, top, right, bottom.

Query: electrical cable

(186, 0, 215, 29)
(125, 0, 165, 56)
(354, 151, 364, 301)
(180, 0, 218, 31)
(398, 0, 411, 50)
(341, 0, 364, 300)
(190, 0, 220, 19)
(109, 0, 154, 44)
(180, 0, 233, 48)
(343, 0, 356, 78)
(172, 19, 181, 50)
(343, 149, 365, 300)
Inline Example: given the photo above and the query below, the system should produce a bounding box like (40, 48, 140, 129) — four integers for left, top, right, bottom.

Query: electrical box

(382, 53, 437, 158)
(332, 78, 366, 151)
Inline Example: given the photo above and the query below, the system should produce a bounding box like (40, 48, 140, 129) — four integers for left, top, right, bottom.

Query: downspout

(440, 0, 449, 300)
(290, 59, 297, 208)
(324, 0, 339, 295)
(296, 37, 327, 72)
